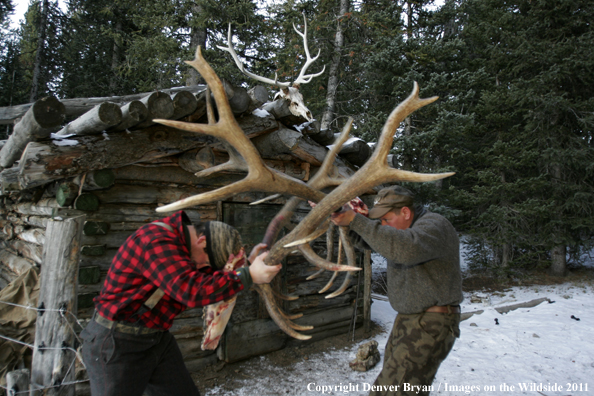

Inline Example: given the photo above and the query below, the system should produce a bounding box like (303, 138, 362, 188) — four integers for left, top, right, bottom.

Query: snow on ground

(206, 281, 594, 396)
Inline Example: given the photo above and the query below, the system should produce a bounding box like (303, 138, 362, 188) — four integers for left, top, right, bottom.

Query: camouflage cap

(368, 186, 415, 219)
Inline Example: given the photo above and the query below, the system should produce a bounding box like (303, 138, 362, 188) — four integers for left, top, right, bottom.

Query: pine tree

(437, 0, 594, 274)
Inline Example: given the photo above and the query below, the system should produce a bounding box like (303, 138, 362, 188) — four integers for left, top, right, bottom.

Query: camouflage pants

(369, 312, 460, 396)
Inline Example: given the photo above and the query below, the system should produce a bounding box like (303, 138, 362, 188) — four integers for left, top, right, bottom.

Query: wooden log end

(81, 244, 107, 256)
(74, 193, 100, 211)
(87, 169, 116, 189)
(83, 221, 110, 236)
(56, 182, 79, 207)
(148, 92, 175, 119)
(32, 96, 66, 128)
(172, 91, 198, 119)
(98, 102, 124, 126)
(79, 265, 101, 284)
(127, 100, 149, 123)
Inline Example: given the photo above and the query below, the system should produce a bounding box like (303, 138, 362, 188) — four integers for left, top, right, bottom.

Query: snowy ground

(204, 272, 594, 395)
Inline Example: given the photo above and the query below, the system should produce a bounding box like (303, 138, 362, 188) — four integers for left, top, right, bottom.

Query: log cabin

(0, 82, 376, 392)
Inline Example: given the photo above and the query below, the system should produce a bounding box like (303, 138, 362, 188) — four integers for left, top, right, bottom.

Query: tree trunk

(29, 0, 49, 102)
(320, 0, 350, 132)
(336, 137, 371, 167)
(500, 242, 511, 268)
(403, 116, 413, 170)
(6, 369, 30, 396)
(187, 4, 207, 86)
(363, 249, 371, 334)
(110, 19, 123, 95)
(549, 164, 566, 276)
(247, 86, 269, 112)
(550, 245, 567, 276)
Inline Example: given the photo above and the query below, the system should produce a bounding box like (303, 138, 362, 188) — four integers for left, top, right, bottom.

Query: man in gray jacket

(332, 186, 463, 396)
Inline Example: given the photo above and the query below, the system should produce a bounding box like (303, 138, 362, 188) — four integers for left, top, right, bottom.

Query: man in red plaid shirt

(80, 210, 280, 396)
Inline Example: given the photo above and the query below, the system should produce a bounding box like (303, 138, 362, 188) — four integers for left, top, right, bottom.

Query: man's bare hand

(331, 207, 356, 226)
(249, 252, 282, 284)
(248, 243, 268, 264)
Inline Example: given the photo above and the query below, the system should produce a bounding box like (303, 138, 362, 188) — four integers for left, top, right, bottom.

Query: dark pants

(80, 319, 200, 396)
(370, 312, 460, 396)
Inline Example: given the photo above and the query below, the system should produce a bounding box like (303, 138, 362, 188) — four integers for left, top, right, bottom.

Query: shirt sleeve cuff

(235, 267, 253, 290)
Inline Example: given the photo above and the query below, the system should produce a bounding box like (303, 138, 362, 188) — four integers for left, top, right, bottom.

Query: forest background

(1, 0, 593, 278)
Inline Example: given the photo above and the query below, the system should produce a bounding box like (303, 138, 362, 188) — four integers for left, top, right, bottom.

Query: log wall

(0, 162, 367, 370)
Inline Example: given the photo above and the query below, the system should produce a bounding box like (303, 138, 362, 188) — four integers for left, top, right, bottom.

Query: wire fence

(0, 299, 89, 395)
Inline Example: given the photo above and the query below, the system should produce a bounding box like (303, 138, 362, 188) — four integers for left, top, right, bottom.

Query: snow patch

(252, 108, 271, 118)
(52, 139, 78, 146)
(203, 283, 594, 396)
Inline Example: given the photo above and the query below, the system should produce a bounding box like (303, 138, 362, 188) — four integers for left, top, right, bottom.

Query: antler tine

(298, 244, 360, 271)
(217, 24, 289, 88)
(194, 144, 247, 179)
(307, 223, 334, 281)
(284, 221, 329, 248)
(318, 231, 342, 293)
(154, 47, 326, 212)
(326, 271, 353, 299)
(318, 271, 338, 293)
(205, 86, 216, 124)
(254, 284, 313, 340)
(250, 194, 282, 205)
(373, 82, 437, 161)
(292, 13, 326, 86)
(311, 117, 352, 187)
(261, 118, 353, 248)
(325, 226, 357, 299)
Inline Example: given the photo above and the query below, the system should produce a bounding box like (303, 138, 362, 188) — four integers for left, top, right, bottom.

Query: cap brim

(368, 205, 393, 219)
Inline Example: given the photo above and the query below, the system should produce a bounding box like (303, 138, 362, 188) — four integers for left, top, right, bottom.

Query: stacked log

(0, 96, 65, 169)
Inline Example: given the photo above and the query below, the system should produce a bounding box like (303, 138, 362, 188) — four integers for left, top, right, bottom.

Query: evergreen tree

(26, 0, 63, 101)
(0, 0, 13, 22)
(59, 0, 267, 97)
(439, 0, 594, 274)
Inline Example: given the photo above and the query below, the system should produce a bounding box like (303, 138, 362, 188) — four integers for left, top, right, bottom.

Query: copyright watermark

(305, 382, 589, 394)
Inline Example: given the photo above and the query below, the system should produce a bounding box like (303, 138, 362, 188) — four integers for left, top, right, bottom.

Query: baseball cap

(368, 186, 415, 219)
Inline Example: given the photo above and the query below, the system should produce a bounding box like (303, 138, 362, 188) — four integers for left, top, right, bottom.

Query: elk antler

(218, 14, 325, 89)
(264, 82, 454, 271)
(153, 47, 324, 212)
(155, 48, 454, 341)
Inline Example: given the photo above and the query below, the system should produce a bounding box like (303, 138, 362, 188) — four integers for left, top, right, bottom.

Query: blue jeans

(80, 319, 200, 396)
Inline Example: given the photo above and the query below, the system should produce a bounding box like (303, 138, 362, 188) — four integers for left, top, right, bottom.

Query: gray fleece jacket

(350, 209, 463, 314)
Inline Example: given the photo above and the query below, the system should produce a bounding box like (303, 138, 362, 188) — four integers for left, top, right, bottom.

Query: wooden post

(31, 215, 85, 396)
(363, 249, 372, 334)
(6, 369, 30, 396)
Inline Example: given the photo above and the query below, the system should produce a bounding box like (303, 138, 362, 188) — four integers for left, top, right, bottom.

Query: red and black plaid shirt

(94, 211, 245, 330)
